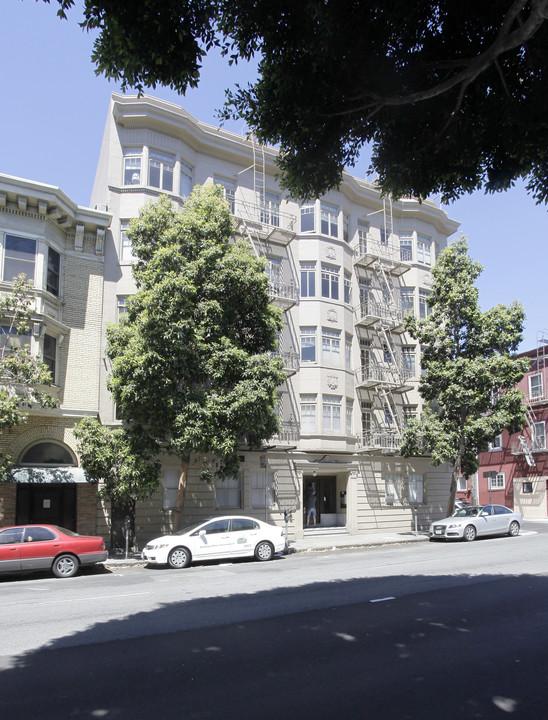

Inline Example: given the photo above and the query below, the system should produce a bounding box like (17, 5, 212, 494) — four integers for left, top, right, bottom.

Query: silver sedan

(430, 504, 522, 542)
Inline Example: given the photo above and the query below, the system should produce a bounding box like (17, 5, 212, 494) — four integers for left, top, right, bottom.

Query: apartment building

(473, 336, 548, 518)
(0, 174, 110, 534)
(89, 93, 460, 546)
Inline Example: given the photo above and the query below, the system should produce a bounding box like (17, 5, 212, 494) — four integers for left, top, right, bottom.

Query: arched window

(19, 442, 75, 466)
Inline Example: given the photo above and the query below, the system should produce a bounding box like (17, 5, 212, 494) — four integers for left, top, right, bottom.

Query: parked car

(430, 505, 522, 542)
(143, 515, 286, 569)
(0, 524, 108, 578)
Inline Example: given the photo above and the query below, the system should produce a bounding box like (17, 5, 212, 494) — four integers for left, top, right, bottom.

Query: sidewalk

(104, 528, 430, 567)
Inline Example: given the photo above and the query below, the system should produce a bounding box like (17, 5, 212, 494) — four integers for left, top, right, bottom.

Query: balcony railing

(355, 364, 415, 390)
(235, 197, 297, 245)
(271, 421, 300, 445)
(354, 298, 403, 328)
(353, 238, 410, 276)
(272, 349, 299, 376)
(357, 430, 402, 453)
(268, 280, 299, 309)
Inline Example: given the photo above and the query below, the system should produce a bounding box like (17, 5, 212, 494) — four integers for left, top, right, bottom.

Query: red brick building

(461, 338, 548, 519)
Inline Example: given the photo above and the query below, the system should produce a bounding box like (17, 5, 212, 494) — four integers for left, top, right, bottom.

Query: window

(344, 272, 352, 304)
(321, 263, 339, 300)
(343, 214, 349, 242)
(300, 394, 317, 432)
(149, 150, 174, 191)
(401, 288, 414, 317)
(489, 472, 505, 490)
(215, 177, 236, 214)
(233, 517, 260, 531)
(120, 221, 135, 263)
(321, 203, 338, 237)
(23, 526, 56, 542)
(408, 474, 424, 503)
(346, 399, 353, 435)
(117, 295, 129, 318)
(0, 325, 30, 357)
(47, 247, 60, 297)
(300, 203, 315, 232)
(385, 474, 402, 504)
(380, 227, 389, 244)
(20, 442, 73, 464)
(457, 476, 467, 491)
(419, 289, 430, 318)
(403, 405, 417, 426)
(198, 519, 231, 534)
(180, 161, 193, 197)
(261, 192, 280, 227)
(400, 234, 413, 262)
(0, 528, 23, 545)
(300, 262, 316, 298)
(43, 335, 56, 381)
(402, 346, 416, 376)
(345, 334, 352, 369)
(533, 421, 546, 450)
(123, 150, 142, 185)
(383, 342, 393, 364)
(523, 481, 533, 494)
(162, 470, 180, 510)
(488, 434, 503, 451)
(300, 327, 316, 362)
(357, 219, 369, 246)
(417, 235, 432, 265)
(322, 328, 341, 365)
(384, 403, 393, 426)
(251, 471, 275, 508)
(3, 235, 36, 282)
(361, 401, 372, 432)
(215, 474, 241, 508)
(529, 373, 543, 400)
(266, 256, 282, 291)
(322, 395, 341, 432)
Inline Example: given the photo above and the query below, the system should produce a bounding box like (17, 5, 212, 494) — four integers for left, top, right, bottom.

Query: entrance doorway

(304, 475, 337, 526)
(16, 484, 77, 530)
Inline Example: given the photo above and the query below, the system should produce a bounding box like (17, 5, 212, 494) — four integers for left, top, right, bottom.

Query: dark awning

(6, 467, 88, 484)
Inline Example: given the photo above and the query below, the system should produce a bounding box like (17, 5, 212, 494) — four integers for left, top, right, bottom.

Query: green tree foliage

(105, 186, 285, 522)
(401, 238, 529, 515)
(0, 275, 57, 473)
(44, 0, 548, 202)
(74, 417, 161, 547)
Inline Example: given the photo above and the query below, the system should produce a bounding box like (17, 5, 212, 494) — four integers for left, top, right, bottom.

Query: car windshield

(452, 507, 482, 518)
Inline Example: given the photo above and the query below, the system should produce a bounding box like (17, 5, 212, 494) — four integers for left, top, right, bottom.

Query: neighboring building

(0, 174, 111, 534)
(90, 93, 460, 547)
(474, 336, 548, 518)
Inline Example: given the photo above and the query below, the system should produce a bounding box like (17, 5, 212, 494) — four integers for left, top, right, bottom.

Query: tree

(0, 275, 57, 473)
(401, 237, 529, 516)
(45, 0, 548, 202)
(74, 417, 161, 549)
(105, 186, 285, 526)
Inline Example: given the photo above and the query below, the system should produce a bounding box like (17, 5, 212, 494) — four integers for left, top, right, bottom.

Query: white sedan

(142, 515, 286, 569)
(429, 504, 522, 542)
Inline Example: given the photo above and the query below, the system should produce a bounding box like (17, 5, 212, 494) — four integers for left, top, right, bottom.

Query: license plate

(434, 527, 443, 535)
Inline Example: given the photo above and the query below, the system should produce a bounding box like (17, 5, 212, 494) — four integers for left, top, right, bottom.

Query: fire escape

(231, 135, 300, 445)
(353, 198, 414, 453)
(511, 330, 548, 466)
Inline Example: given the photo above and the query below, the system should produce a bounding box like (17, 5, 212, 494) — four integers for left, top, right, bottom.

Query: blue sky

(2, 1, 548, 351)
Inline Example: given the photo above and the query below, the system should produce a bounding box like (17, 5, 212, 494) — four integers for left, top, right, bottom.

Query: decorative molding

(74, 224, 84, 252)
(327, 374, 339, 389)
(326, 308, 338, 323)
(96, 228, 105, 255)
(325, 245, 337, 260)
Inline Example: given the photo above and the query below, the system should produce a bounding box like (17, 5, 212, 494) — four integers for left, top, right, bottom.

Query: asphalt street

(1, 522, 547, 720)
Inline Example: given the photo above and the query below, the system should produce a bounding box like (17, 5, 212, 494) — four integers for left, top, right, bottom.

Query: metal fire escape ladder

(383, 196, 393, 243)
(252, 135, 266, 213)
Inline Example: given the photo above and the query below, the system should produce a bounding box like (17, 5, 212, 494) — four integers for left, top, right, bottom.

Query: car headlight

(152, 543, 170, 549)
(448, 523, 462, 529)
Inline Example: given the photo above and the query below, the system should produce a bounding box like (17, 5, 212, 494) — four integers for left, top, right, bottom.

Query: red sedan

(0, 524, 108, 578)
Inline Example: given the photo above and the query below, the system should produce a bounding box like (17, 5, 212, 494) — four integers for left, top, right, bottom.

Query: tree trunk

(446, 462, 459, 517)
(110, 497, 136, 551)
(173, 458, 190, 531)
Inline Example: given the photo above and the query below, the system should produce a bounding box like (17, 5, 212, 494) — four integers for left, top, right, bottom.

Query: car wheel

(508, 521, 520, 537)
(254, 541, 274, 562)
(463, 524, 477, 542)
(168, 546, 191, 569)
(52, 554, 79, 578)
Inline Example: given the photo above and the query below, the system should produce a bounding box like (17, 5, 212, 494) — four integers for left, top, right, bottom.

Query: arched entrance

(12, 441, 81, 530)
